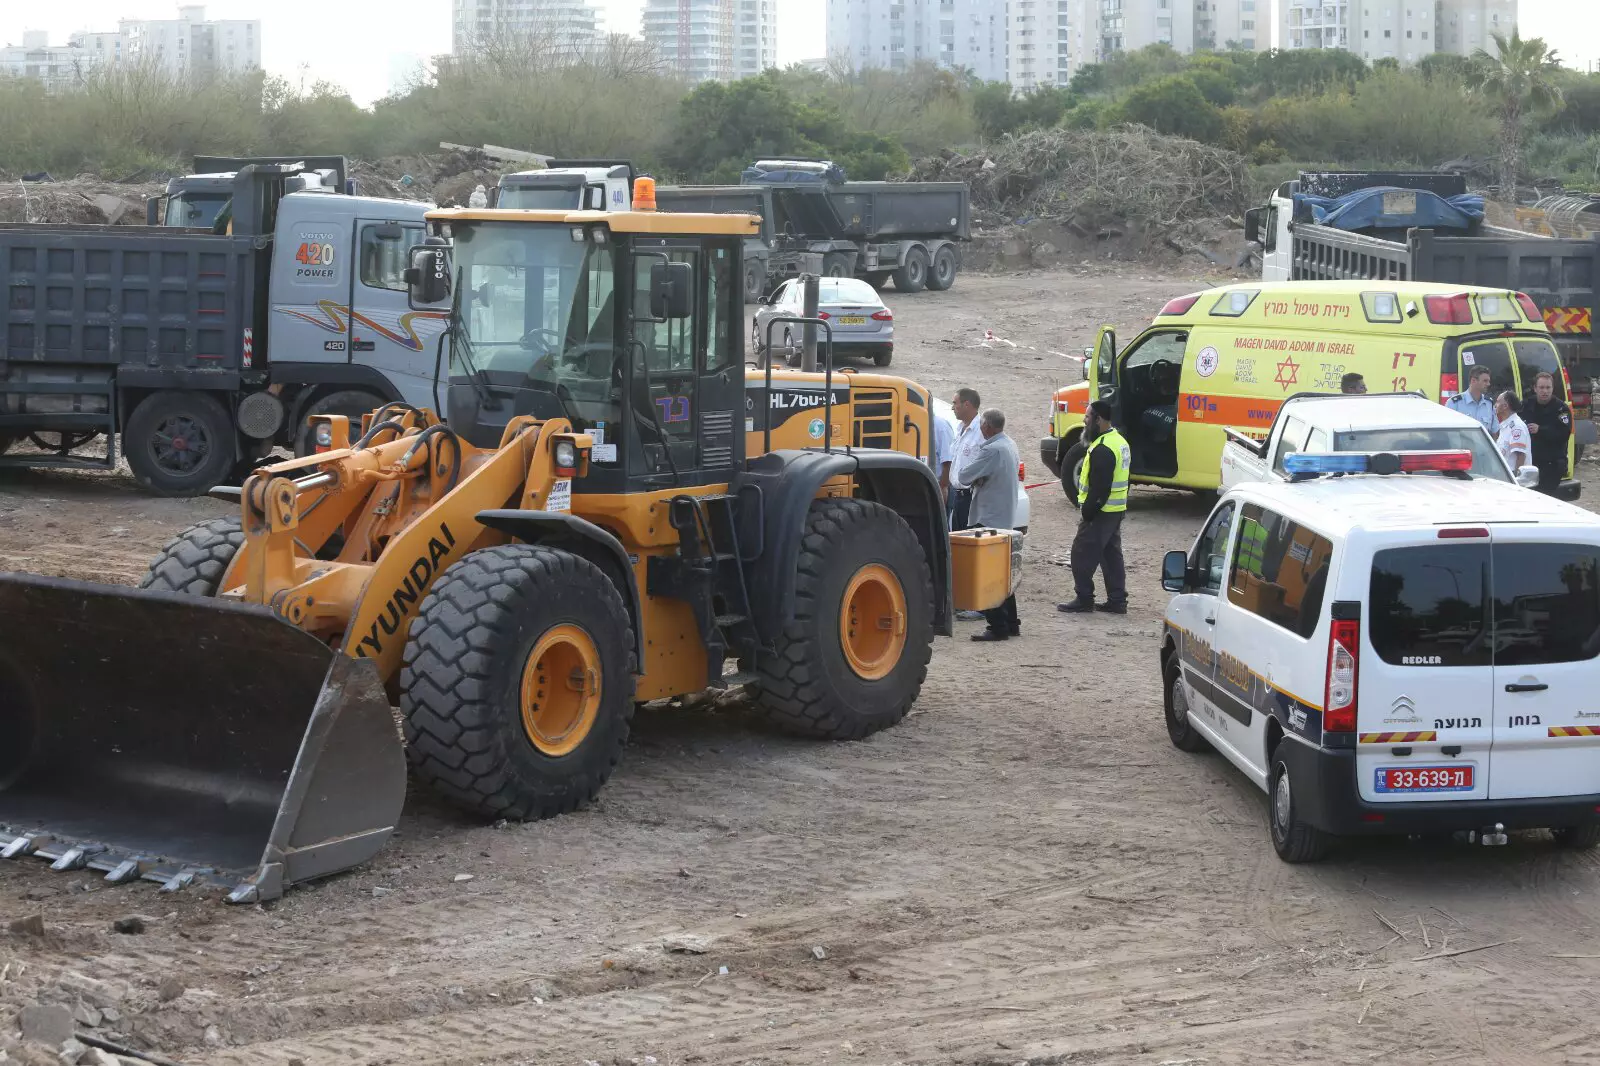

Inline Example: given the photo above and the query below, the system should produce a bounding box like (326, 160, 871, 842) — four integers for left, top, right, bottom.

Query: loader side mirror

(406, 245, 451, 308)
(650, 261, 693, 320)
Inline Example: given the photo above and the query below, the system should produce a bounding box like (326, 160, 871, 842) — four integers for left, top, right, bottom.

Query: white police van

(1159, 448, 1600, 861)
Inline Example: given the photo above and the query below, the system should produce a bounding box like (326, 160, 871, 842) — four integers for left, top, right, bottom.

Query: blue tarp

(1294, 186, 1486, 232)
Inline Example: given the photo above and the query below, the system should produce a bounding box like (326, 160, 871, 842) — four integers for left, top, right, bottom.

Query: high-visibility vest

(1078, 428, 1131, 513)
(1237, 516, 1268, 574)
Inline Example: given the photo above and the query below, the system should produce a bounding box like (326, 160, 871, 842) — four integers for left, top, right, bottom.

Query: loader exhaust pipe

(0, 573, 407, 902)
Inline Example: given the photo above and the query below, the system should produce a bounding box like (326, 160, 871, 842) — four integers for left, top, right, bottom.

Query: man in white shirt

(931, 404, 954, 503)
(1495, 390, 1531, 477)
(947, 388, 984, 530)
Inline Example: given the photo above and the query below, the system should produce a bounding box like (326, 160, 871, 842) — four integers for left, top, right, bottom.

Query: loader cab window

(705, 246, 735, 373)
(630, 249, 700, 476)
(449, 221, 622, 432)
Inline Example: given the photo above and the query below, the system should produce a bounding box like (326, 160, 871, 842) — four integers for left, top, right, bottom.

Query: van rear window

(1369, 543, 1600, 666)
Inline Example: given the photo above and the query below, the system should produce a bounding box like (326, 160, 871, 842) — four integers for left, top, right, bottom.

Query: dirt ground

(5, 265, 1600, 1066)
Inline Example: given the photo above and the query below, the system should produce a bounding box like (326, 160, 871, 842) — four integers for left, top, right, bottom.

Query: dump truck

(1245, 170, 1600, 449)
(497, 160, 971, 302)
(0, 162, 443, 495)
(0, 182, 1018, 902)
(146, 155, 354, 229)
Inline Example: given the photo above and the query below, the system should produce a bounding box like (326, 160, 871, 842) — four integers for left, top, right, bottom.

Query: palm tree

(1471, 31, 1565, 203)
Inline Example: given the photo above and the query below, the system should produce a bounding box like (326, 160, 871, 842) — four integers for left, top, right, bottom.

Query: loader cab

(414, 207, 757, 494)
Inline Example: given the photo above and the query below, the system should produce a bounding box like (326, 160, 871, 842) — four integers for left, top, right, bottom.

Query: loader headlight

(315, 423, 333, 448)
(553, 440, 578, 472)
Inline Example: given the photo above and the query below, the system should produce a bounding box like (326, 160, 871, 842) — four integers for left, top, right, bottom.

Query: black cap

(1089, 399, 1113, 421)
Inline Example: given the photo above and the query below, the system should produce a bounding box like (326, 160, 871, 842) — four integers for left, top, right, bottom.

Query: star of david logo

(1274, 356, 1300, 390)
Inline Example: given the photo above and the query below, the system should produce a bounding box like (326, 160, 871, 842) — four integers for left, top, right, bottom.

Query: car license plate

(1374, 765, 1474, 793)
(837, 315, 867, 325)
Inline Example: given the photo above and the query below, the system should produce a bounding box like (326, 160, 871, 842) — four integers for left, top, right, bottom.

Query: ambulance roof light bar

(1283, 450, 1475, 480)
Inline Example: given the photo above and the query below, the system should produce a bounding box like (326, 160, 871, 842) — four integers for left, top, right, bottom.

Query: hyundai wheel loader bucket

(0, 573, 406, 903)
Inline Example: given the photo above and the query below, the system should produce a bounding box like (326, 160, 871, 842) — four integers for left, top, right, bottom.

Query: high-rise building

(1435, 0, 1517, 56)
(117, 6, 261, 79)
(1008, 0, 1076, 90)
(0, 30, 103, 93)
(1063, 0, 1202, 69)
(825, 0, 1008, 84)
(1195, 0, 1264, 50)
(643, 0, 775, 83)
(452, 0, 602, 60)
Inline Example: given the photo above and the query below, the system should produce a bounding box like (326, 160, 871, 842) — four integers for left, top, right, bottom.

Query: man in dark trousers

(1059, 400, 1130, 615)
(958, 408, 1021, 641)
(1524, 370, 1572, 495)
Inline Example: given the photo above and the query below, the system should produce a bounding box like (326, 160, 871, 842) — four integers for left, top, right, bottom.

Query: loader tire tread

(401, 544, 637, 821)
(751, 498, 933, 740)
(138, 517, 244, 596)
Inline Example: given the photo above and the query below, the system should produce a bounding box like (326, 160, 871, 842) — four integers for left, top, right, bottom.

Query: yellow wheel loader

(0, 182, 1017, 901)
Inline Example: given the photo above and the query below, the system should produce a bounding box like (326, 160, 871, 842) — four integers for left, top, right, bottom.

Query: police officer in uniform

(1059, 400, 1131, 615)
(1524, 370, 1572, 496)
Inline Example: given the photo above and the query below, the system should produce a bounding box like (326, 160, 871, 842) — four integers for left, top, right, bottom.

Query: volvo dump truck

(0, 162, 442, 494)
(0, 182, 1016, 902)
(146, 155, 354, 228)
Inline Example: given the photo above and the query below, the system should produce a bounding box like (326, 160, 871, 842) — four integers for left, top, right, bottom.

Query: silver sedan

(752, 277, 895, 368)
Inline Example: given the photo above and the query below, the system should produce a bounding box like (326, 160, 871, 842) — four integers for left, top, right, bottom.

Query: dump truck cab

(494, 159, 635, 213)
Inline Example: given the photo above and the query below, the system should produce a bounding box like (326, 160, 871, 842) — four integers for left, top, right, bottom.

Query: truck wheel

(1554, 824, 1600, 850)
(822, 252, 852, 278)
(138, 517, 244, 596)
(123, 390, 235, 497)
(1269, 753, 1333, 863)
(743, 259, 766, 304)
(1164, 658, 1210, 753)
(893, 248, 929, 293)
(294, 389, 387, 456)
(751, 499, 933, 739)
(866, 272, 891, 291)
(927, 246, 958, 291)
(401, 544, 637, 821)
(1058, 440, 1085, 505)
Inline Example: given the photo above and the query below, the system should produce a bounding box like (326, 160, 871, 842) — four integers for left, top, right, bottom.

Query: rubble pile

(0, 176, 163, 226)
(912, 124, 1251, 237)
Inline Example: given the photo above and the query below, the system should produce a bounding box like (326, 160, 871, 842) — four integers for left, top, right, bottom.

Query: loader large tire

(751, 498, 934, 739)
(138, 517, 244, 596)
(400, 544, 636, 821)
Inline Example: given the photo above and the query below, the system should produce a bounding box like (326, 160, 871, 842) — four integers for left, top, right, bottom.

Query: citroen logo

(1392, 695, 1416, 714)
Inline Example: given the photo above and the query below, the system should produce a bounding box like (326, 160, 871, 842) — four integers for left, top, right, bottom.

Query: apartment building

(1008, 0, 1073, 90)
(117, 7, 261, 79)
(0, 31, 102, 93)
(452, 0, 602, 58)
(1195, 0, 1264, 50)
(1062, 0, 1201, 70)
(643, 0, 776, 82)
(1280, 0, 1514, 61)
(825, 0, 1008, 83)
(1435, 0, 1516, 56)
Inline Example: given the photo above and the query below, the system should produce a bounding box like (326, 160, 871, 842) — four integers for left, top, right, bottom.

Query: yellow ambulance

(1041, 280, 1579, 497)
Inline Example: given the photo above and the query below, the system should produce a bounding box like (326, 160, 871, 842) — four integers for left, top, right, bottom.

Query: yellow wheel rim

(519, 624, 602, 756)
(839, 563, 907, 681)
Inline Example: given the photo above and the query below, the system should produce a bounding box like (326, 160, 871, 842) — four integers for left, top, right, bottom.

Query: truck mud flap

(0, 573, 406, 903)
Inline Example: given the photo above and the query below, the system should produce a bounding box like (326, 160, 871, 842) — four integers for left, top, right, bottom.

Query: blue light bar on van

(1283, 450, 1475, 476)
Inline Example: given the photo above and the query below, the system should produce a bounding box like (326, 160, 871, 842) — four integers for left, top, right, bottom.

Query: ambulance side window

(1191, 502, 1237, 594)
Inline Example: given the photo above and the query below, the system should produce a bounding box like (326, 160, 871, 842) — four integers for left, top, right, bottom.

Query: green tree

(662, 72, 835, 181)
(1470, 30, 1566, 200)
(1117, 75, 1223, 143)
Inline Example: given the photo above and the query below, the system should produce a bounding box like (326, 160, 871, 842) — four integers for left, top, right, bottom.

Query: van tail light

(1439, 372, 1458, 399)
(1424, 293, 1473, 325)
(1515, 292, 1542, 321)
(871, 309, 892, 321)
(1573, 389, 1590, 410)
(1324, 618, 1360, 734)
(1158, 293, 1202, 316)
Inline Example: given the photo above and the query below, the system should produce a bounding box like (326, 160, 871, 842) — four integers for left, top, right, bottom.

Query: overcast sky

(0, 0, 1592, 108)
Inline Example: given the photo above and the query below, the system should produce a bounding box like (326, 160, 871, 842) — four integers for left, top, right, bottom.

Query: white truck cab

(1160, 453, 1600, 861)
(496, 160, 634, 213)
(1220, 393, 1529, 492)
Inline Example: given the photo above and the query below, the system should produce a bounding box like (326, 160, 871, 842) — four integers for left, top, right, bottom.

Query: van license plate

(1375, 765, 1474, 793)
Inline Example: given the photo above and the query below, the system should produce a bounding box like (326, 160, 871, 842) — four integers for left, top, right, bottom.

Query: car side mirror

(1516, 466, 1540, 489)
(1162, 550, 1188, 593)
(651, 261, 693, 320)
(405, 244, 451, 308)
